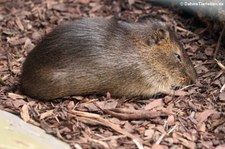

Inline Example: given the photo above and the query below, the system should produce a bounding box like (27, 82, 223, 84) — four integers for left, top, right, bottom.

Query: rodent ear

(148, 28, 170, 45)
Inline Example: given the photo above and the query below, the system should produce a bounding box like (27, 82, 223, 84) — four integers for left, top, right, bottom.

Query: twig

(67, 110, 143, 148)
(155, 124, 177, 144)
(179, 84, 195, 90)
(56, 128, 76, 143)
(73, 144, 82, 149)
(83, 133, 110, 149)
(100, 135, 127, 141)
(176, 26, 197, 36)
(6, 53, 14, 75)
(214, 24, 225, 59)
(215, 59, 225, 71)
(102, 108, 169, 120)
(220, 84, 225, 93)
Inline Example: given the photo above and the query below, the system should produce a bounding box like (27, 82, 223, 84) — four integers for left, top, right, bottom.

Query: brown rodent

(21, 17, 197, 100)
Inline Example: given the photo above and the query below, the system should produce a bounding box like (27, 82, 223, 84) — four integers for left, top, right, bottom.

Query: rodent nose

(189, 79, 196, 84)
(185, 77, 193, 85)
(187, 73, 197, 84)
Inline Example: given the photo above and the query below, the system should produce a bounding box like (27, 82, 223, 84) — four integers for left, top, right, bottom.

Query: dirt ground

(0, 0, 225, 149)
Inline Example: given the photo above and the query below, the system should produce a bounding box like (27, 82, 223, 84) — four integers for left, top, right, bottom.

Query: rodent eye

(174, 53, 181, 62)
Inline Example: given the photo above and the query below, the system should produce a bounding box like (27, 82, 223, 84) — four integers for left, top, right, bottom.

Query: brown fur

(21, 17, 197, 100)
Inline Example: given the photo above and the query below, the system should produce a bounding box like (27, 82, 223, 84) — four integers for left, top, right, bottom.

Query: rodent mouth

(171, 85, 181, 91)
(170, 78, 194, 91)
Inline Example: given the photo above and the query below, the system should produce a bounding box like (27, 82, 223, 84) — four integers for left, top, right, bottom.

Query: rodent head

(130, 21, 197, 93)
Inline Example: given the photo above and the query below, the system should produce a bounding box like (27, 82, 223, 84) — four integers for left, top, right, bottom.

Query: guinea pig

(21, 17, 197, 100)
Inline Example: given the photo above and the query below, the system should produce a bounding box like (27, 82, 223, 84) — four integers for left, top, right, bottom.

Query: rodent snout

(174, 75, 195, 88)
(171, 77, 193, 90)
(185, 73, 196, 84)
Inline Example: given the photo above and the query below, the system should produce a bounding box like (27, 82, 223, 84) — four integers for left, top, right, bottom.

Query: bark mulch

(0, 0, 224, 149)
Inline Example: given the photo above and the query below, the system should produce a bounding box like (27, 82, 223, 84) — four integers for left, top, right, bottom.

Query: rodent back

(21, 18, 143, 99)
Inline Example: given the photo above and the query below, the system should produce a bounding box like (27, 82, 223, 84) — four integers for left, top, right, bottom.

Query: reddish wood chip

(8, 93, 25, 100)
(15, 18, 24, 31)
(219, 92, 225, 101)
(152, 144, 168, 149)
(40, 110, 54, 120)
(144, 99, 164, 110)
(20, 104, 30, 122)
(196, 109, 216, 124)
